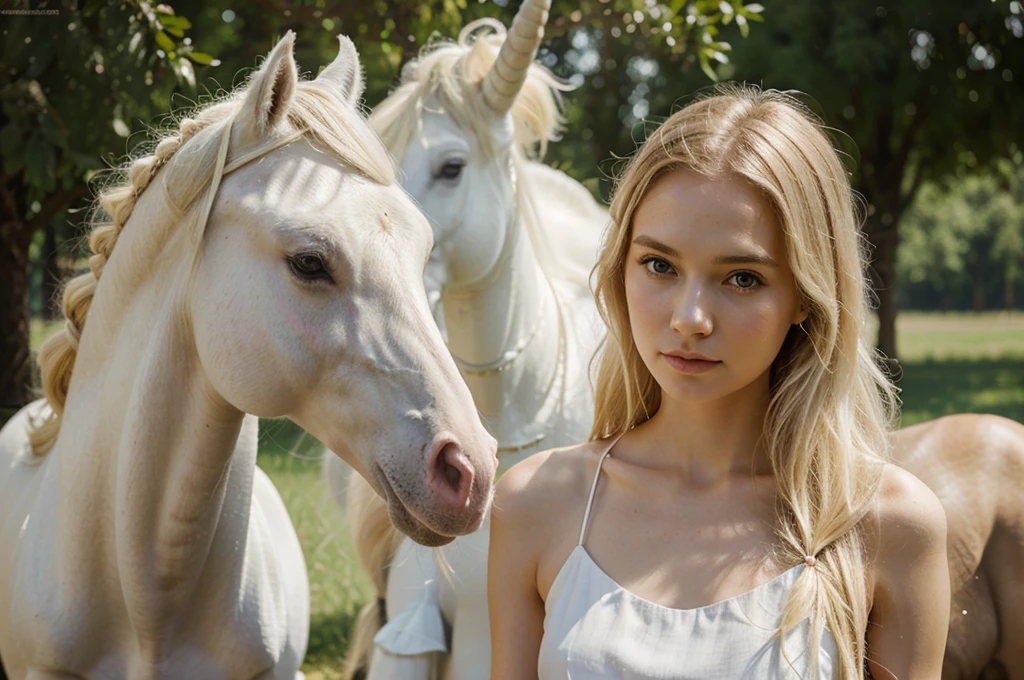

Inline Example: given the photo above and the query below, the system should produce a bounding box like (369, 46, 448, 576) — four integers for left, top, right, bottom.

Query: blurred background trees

(1, 0, 1022, 415)
(900, 158, 1024, 312)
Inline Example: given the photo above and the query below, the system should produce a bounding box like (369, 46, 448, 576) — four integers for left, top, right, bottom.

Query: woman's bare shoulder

(862, 464, 950, 675)
(493, 439, 612, 535)
(868, 463, 948, 579)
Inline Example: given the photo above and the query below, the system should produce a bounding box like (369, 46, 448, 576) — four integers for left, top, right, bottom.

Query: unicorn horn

(481, 0, 551, 116)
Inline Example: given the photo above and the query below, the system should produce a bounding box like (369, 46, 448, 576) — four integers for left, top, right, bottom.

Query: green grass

(30, 318, 62, 351)
(256, 420, 371, 679)
(899, 358, 1024, 426)
(884, 312, 1024, 427)
(24, 311, 1024, 676)
(893, 311, 1024, 361)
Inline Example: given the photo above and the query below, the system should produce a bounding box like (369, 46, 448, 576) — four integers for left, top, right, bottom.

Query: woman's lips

(662, 353, 721, 374)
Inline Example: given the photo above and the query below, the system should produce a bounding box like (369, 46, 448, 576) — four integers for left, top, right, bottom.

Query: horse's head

(371, 0, 565, 298)
(180, 34, 496, 546)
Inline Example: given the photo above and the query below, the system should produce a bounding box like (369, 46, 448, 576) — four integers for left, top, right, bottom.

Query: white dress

(538, 437, 838, 679)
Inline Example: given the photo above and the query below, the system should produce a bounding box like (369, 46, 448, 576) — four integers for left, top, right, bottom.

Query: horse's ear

(314, 35, 364, 109)
(239, 31, 298, 137)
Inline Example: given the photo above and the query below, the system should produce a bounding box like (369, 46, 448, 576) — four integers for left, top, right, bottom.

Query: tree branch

(897, 160, 926, 217)
(892, 91, 930, 178)
(27, 185, 90, 233)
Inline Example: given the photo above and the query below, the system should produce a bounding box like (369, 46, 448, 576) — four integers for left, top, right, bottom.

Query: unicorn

(327, 1, 610, 677)
(329, 3, 1024, 676)
(0, 32, 497, 680)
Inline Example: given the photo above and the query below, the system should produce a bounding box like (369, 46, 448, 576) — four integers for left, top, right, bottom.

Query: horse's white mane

(159, 81, 397, 220)
(521, 161, 609, 289)
(370, 19, 607, 290)
(370, 18, 568, 161)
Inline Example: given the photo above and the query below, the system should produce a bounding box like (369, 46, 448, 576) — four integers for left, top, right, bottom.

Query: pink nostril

(428, 440, 474, 509)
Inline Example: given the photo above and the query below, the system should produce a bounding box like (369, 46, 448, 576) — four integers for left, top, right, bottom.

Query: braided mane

(29, 80, 394, 457)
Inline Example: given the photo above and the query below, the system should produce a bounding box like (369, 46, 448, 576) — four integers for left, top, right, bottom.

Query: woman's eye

(288, 253, 332, 283)
(643, 257, 674, 276)
(438, 161, 464, 181)
(729, 272, 762, 289)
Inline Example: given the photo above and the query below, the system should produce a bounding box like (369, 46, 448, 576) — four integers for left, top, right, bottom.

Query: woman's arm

(866, 464, 950, 680)
(489, 455, 552, 680)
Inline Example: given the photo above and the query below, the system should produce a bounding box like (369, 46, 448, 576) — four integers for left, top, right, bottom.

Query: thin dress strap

(578, 433, 624, 546)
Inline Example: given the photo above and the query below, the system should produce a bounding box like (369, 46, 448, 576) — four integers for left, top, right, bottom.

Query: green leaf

(157, 14, 192, 31)
(698, 48, 719, 82)
(173, 58, 196, 89)
(155, 31, 176, 55)
(186, 51, 214, 65)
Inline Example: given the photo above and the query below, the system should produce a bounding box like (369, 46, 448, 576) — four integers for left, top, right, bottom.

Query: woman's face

(624, 168, 806, 406)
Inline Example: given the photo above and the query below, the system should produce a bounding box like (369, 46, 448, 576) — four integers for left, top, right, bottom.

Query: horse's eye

(288, 252, 332, 283)
(439, 161, 464, 181)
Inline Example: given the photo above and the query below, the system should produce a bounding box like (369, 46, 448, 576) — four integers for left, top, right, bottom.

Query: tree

(230, 0, 761, 194)
(718, 0, 1024, 359)
(540, 0, 764, 199)
(900, 154, 1024, 311)
(0, 0, 206, 418)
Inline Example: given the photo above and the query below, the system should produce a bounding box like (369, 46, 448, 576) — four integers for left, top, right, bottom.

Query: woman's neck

(638, 372, 775, 486)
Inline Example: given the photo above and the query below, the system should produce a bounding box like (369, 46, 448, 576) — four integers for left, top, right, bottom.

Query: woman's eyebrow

(633, 235, 779, 268)
(713, 253, 780, 268)
(632, 235, 678, 257)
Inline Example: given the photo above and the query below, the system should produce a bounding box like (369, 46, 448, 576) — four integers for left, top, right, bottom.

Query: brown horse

(893, 414, 1024, 680)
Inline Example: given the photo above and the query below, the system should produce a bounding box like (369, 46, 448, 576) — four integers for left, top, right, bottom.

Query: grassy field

(892, 312, 1024, 426)
(25, 311, 1024, 677)
(256, 421, 370, 678)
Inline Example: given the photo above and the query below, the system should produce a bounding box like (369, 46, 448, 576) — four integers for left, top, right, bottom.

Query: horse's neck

(441, 212, 562, 451)
(48, 206, 253, 649)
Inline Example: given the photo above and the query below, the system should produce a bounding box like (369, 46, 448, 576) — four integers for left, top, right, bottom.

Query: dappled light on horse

(330, 1, 611, 677)
(0, 31, 495, 680)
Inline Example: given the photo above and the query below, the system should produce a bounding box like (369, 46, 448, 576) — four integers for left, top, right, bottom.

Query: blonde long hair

(590, 85, 896, 678)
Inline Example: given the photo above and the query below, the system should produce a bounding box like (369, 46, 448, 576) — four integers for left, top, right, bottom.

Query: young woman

(489, 86, 950, 679)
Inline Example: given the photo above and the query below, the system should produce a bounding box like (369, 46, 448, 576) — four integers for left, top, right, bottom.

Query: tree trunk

(41, 217, 61, 320)
(854, 94, 929, 368)
(0, 240, 32, 426)
(0, 178, 88, 427)
(0, 178, 33, 426)
(863, 209, 900, 364)
(972, 280, 986, 311)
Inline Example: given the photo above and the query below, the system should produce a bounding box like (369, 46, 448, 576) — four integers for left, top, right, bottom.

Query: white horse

(327, 2, 609, 678)
(0, 32, 497, 680)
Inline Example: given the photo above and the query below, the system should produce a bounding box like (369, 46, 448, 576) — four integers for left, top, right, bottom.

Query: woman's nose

(670, 283, 713, 337)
